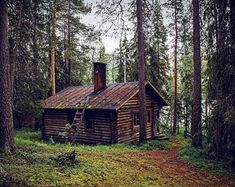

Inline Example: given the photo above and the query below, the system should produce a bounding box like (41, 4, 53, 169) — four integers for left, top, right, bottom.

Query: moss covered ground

(0, 129, 234, 187)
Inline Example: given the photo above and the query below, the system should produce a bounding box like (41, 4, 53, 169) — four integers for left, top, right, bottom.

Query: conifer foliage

(7, 0, 99, 127)
(203, 0, 235, 164)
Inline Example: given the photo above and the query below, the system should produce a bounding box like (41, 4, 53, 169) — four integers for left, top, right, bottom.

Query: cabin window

(133, 110, 152, 126)
(133, 112, 140, 126)
(85, 111, 94, 130)
(85, 117, 93, 130)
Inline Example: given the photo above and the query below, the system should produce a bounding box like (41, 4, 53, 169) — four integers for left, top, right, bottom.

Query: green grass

(0, 129, 170, 187)
(179, 144, 235, 178)
(1, 129, 234, 187)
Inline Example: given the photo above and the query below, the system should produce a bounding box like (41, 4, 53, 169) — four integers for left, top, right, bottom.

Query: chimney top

(93, 62, 106, 93)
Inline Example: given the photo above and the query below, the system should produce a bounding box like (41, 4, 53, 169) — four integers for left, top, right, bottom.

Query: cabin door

(147, 110, 152, 125)
(147, 109, 153, 139)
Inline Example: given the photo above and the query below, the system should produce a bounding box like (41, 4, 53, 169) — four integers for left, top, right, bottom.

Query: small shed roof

(44, 81, 168, 110)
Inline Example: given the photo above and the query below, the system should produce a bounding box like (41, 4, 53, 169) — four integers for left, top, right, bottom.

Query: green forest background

(7, 0, 235, 165)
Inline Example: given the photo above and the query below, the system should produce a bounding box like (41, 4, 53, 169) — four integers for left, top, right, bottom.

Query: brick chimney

(94, 62, 106, 93)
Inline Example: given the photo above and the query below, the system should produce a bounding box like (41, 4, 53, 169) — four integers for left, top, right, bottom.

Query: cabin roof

(44, 81, 168, 110)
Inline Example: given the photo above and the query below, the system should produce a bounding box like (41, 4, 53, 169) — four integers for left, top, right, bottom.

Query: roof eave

(145, 81, 169, 106)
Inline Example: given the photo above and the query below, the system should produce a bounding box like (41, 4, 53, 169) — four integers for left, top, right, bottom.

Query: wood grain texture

(117, 92, 159, 143)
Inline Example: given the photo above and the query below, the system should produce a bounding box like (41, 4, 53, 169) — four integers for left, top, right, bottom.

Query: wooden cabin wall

(72, 110, 116, 144)
(43, 109, 116, 144)
(152, 102, 159, 136)
(42, 109, 75, 140)
(117, 93, 160, 143)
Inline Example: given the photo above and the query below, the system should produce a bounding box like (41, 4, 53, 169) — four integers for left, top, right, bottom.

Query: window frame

(147, 109, 152, 124)
(132, 111, 140, 127)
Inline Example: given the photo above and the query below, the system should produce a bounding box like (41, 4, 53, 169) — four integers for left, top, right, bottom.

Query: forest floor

(0, 129, 235, 187)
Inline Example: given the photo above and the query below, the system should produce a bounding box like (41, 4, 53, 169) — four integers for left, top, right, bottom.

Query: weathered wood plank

(117, 92, 159, 143)
(43, 109, 115, 144)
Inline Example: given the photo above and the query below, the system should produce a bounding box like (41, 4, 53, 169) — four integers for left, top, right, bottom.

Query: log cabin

(42, 62, 168, 144)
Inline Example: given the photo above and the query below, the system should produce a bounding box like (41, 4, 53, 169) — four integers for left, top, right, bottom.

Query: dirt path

(127, 142, 235, 187)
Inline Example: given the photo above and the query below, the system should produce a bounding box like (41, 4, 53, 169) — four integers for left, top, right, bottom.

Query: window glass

(133, 112, 140, 126)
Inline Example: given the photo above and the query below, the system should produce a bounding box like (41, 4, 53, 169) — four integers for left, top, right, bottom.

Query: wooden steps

(154, 133, 170, 140)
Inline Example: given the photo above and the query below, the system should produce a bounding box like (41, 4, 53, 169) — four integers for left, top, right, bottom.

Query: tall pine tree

(0, 0, 16, 154)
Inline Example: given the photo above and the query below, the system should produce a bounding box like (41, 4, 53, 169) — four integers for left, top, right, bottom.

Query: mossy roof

(44, 81, 168, 110)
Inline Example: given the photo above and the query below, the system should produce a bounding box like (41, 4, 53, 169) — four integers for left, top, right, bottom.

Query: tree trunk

(33, 0, 39, 80)
(67, 0, 72, 86)
(231, 0, 235, 49)
(205, 92, 208, 135)
(231, 0, 235, 35)
(124, 36, 127, 83)
(172, 5, 178, 135)
(184, 103, 188, 139)
(63, 22, 67, 88)
(0, 0, 16, 154)
(230, 0, 235, 166)
(51, 0, 56, 96)
(9, 38, 16, 99)
(136, 0, 146, 143)
(192, 0, 202, 147)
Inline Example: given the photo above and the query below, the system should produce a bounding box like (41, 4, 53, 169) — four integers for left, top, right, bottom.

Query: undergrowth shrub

(179, 144, 235, 177)
(56, 151, 79, 167)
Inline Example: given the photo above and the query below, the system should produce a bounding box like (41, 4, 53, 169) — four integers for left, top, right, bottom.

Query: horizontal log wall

(43, 109, 115, 144)
(117, 92, 159, 143)
(42, 109, 75, 141)
(72, 110, 115, 144)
